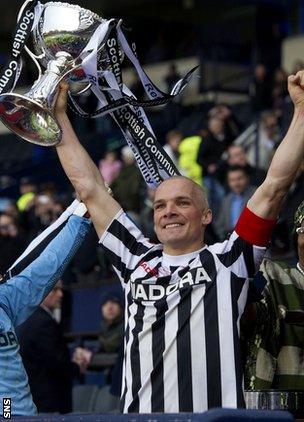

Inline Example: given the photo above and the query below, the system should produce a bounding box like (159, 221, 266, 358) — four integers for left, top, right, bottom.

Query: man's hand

(288, 71, 304, 109)
(54, 81, 69, 117)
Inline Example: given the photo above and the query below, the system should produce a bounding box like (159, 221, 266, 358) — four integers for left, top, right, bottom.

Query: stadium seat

(72, 384, 99, 413)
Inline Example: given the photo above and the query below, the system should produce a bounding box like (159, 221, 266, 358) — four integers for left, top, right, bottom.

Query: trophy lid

(42, 2, 103, 27)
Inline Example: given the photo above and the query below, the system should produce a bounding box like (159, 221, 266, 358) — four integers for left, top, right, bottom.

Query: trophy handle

(25, 46, 44, 82)
(17, 0, 45, 82)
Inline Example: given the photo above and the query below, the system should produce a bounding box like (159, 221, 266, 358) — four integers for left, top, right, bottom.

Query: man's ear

(202, 209, 212, 226)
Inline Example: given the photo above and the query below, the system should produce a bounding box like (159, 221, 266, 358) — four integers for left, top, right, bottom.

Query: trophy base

(0, 93, 61, 146)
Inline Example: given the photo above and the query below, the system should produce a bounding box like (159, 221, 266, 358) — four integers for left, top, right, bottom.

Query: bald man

(54, 71, 304, 413)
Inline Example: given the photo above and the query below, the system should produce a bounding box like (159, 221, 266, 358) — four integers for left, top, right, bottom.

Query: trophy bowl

(0, 2, 108, 146)
(32, 2, 105, 84)
(0, 93, 61, 146)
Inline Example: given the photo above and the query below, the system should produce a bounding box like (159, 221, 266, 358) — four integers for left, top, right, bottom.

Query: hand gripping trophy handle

(0, 51, 74, 146)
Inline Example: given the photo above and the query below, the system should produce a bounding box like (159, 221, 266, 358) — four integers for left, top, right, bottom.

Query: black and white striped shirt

(100, 207, 275, 413)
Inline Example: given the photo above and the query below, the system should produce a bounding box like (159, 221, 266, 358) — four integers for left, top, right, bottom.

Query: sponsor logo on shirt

(0, 331, 18, 348)
(131, 267, 211, 301)
(139, 261, 158, 277)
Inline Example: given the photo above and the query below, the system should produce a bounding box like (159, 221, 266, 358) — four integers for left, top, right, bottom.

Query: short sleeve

(99, 211, 154, 285)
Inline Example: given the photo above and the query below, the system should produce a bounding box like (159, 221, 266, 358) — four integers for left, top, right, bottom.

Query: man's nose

(163, 202, 177, 216)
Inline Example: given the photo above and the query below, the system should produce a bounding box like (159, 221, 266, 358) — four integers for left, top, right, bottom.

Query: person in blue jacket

(0, 200, 90, 416)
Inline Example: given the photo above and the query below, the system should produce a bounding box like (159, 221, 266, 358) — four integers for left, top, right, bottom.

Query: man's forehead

(155, 178, 193, 199)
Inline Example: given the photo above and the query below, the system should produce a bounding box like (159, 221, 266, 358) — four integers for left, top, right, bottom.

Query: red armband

(235, 206, 277, 246)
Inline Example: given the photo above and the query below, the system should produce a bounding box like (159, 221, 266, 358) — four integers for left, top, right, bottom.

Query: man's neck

(163, 243, 205, 256)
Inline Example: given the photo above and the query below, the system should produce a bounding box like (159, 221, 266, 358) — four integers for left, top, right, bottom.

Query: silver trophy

(0, 2, 111, 146)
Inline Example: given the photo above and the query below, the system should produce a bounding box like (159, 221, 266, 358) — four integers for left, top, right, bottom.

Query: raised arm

(0, 213, 90, 327)
(54, 83, 121, 238)
(248, 71, 304, 219)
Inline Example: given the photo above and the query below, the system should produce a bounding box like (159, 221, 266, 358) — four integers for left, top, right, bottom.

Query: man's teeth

(165, 223, 181, 228)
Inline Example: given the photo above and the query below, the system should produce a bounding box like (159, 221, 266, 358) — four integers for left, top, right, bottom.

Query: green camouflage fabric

(243, 258, 304, 390)
(293, 200, 304, 232)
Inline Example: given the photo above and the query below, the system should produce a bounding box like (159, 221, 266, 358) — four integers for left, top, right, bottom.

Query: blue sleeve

(0, 215, 91, 327)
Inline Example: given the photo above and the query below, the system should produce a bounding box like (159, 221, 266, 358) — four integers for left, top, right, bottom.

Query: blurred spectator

(178, 135, 202, 186)
(17, 177, 37, 212)
(39, 182, 58, 200)
(74, 292, 124, 382)
(4, 202, 20, 221)
(17, 281, 88, 414)
(0, 197, 12, 212)
(111, 146, 144, 223)
(217, 144, 266, 189)
(98, 150, 122, 185)
(242, 200, 304, 390)
(271, 68, 288, 117)
(163, 129, 182, 169)
(247, 111, 281, 171)
(197, 117, 229, 175)
(259, 111, 281, 169)
(207, 104, 241, 143)
(97, 292, 124, 354)
(24, 195, 64, 238)
(214, 166, 256, 240)
(197, 116, 233, 215)
(249, 63, 272, 113)
(0, 212, 28, 274)
(139, 187, 158, 243)
(164, 64, 181, 92)
(0, 175, 14, 190)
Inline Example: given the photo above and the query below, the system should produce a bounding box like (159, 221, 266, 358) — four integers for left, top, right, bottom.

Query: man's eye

(154, 204, 164, 210)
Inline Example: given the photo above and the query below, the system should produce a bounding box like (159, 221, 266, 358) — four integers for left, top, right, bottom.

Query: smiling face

(153, 177, 212, 255)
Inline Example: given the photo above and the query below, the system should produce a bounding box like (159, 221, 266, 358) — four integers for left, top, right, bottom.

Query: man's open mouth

(164, 223, 183, 229)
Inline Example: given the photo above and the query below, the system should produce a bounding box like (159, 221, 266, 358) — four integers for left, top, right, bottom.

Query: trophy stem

(0, 52, 74, 146)
(28, 52, 73, 108)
